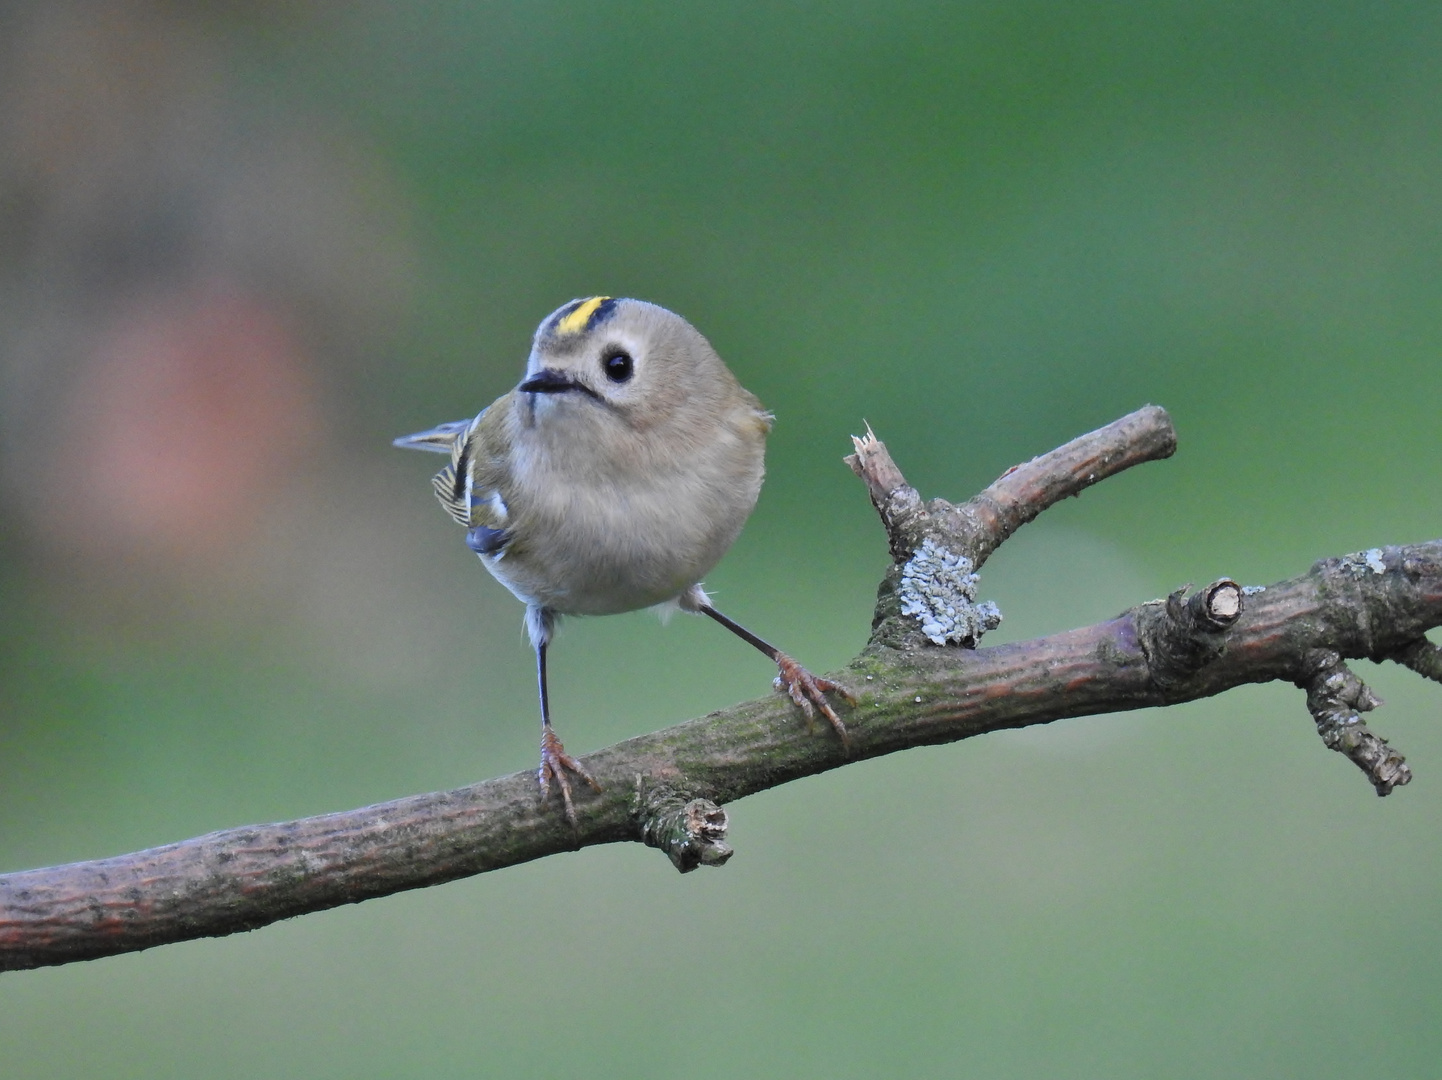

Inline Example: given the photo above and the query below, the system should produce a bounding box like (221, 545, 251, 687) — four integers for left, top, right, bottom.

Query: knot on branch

(1137, 579, 1244, 688)
(1299, 649, 1410, 796)
(634, 781, 733, 873)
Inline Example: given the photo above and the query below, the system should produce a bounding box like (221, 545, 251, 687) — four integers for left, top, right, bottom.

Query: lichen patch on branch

(897, 538, 1001, 646)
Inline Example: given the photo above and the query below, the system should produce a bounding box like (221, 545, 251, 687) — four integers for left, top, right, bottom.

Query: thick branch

(3, 407, 1439, 974)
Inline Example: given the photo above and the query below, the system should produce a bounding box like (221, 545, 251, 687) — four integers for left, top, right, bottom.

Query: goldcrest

(395, 297, 851, 820)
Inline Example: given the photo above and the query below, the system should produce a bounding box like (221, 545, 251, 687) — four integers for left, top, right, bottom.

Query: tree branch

(3, 405, 1439, 973)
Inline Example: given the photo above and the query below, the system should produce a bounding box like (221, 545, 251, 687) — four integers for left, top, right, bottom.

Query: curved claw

(539, 726, 602, 825)
(773, 653, 856, 752)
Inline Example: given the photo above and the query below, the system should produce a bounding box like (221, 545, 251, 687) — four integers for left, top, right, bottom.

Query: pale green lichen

(897, 538, 1002, 646)
(1340, 548, 1388, 576)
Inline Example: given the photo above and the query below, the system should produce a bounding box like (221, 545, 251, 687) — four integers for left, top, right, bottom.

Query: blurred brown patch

(0, 1, 417, 644)
(45, 284, 318, 562)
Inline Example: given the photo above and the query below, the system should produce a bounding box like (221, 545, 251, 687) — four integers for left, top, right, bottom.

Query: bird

(394, 296, 852, 822)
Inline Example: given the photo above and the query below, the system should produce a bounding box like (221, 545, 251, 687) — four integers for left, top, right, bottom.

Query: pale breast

(486, 420, 765, 616)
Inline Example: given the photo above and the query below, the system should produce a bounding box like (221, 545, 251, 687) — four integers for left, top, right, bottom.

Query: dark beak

(518, 368, 580, 394)
(517, 368, 600, 400)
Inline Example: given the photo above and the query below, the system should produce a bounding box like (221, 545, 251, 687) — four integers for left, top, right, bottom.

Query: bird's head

(518, 297, 746, 442)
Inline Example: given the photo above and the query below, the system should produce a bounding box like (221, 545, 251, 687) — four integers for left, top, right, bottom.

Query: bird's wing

(422, 400, 515, 536)
(395, 400, 515, 544)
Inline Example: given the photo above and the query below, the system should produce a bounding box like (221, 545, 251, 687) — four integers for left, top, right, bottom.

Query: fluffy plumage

(396, 298, 846, 822)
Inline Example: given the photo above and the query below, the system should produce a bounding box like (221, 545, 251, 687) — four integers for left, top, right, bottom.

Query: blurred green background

(3, 2, 1441, 1077)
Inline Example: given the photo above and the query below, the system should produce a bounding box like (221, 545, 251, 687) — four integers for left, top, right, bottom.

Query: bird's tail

(392, 419, 472, 454)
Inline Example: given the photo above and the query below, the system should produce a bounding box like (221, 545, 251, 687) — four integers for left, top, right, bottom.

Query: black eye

(602, 349, 633, 383)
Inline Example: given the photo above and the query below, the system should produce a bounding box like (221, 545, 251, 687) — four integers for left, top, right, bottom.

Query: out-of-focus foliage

(3, 2, 1440, 1077)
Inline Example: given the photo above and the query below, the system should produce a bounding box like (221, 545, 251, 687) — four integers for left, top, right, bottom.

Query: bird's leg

(698, 604, 855, 750)
(535, 640, 601, 824)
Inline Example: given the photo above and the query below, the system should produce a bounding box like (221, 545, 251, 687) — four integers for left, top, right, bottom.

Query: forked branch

(2, 405, 1438, 972)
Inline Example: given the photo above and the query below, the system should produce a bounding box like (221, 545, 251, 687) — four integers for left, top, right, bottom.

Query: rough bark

(2, 405, 1438, 973)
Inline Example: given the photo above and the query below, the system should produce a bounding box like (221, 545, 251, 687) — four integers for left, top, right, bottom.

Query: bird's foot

(539, 726, 602, 825)
(773, 653, 856, 751)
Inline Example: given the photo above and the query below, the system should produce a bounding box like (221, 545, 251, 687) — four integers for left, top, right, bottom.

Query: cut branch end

(635, 782, 733, 873)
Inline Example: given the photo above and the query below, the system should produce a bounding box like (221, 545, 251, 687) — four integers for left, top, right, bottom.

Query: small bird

(395, 297, 851, 821)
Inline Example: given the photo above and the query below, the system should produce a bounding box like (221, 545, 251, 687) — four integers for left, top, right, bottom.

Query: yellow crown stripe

(554, 296, 612, 336)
